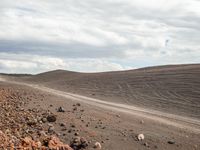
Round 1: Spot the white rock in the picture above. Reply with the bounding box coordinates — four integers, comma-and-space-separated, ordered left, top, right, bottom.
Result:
94, 142, 102, 149
137, 134, 144, 141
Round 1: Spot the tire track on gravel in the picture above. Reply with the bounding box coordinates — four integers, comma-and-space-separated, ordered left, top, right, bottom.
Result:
1, 76, 200, 134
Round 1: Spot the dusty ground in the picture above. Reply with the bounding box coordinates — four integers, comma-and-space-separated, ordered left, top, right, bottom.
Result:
0, 64, 200, 150
0, 81, 199, 149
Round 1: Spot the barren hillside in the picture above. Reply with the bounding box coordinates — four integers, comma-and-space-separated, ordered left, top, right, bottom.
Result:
21, 64, 200, 119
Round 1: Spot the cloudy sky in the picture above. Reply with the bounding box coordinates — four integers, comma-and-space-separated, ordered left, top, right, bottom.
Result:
0, 0, 200, 74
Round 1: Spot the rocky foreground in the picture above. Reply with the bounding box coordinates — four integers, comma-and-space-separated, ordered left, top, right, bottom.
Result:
0, 88, 93, 149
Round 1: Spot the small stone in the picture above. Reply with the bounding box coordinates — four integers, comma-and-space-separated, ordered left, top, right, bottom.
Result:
68, 129, 72, 133
168, 140, 175, 144
36, 141, 42, 147
137, 134, 144, 141
5, 129, 10, 134
73, 107, 77, 111
70, 137, 88, 149
94, 142, 101, 149
80, 137, 88, 148
60, 123, 66, 127
76, 103, 81, 106
58, 107, 65, 112
74, 132, 79, 136
61, 128, 67, 131
70, 137, 81, 148
48, 126, 55, 133
27, 120, 37, 126
48, 123, 54, 127
47, 115, 57, 122
71, 124, 76, 128
57, 133, 61, 136
144, 142, 149, 147
63, 133, 66, 136
41, 117, 47, 123
116, 114, 120, 118
38, 131, 47, 137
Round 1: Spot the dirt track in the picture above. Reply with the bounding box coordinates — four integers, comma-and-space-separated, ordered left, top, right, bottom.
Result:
0, 77, 200, 134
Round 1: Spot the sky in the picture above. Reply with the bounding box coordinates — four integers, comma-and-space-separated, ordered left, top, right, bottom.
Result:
0, 0, 200, 74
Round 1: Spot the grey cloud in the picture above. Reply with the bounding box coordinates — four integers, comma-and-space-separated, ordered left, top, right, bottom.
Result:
0, 40, 130, 58
0, 0, 199, 73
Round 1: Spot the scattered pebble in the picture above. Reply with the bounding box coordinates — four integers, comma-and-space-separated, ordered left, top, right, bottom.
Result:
94, 142, 102, 149
60, 123, 66, 127
41, 117, 47, 123
144, 142, 149, 147
70, 137, 89, 150
57, 107, 65, 112
74, 132, 79, 136
47, 115, 57, 122
168, 140, 175, 144
116, 114, 120, 118
48, 126, 55, 133
76, 103, 81, 107
137, 134, 145, 141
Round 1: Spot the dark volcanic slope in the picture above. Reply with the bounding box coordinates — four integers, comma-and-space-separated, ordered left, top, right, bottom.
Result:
24, 64, 200, 119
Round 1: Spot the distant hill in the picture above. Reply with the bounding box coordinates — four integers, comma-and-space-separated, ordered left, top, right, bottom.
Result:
0, 73, 32, 77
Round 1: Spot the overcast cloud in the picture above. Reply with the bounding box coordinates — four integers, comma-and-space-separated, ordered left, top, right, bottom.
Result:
0, 0, 200, 73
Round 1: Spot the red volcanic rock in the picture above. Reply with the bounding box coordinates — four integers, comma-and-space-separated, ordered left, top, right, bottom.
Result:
0, 131, 9, 148
0, 131, 73, 150
21, 137, 33, 147
49, 136, 73, 150
18, 136, 73, 150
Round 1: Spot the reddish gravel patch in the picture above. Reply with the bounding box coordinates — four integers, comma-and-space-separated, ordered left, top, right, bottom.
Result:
0, 88, 73, 149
